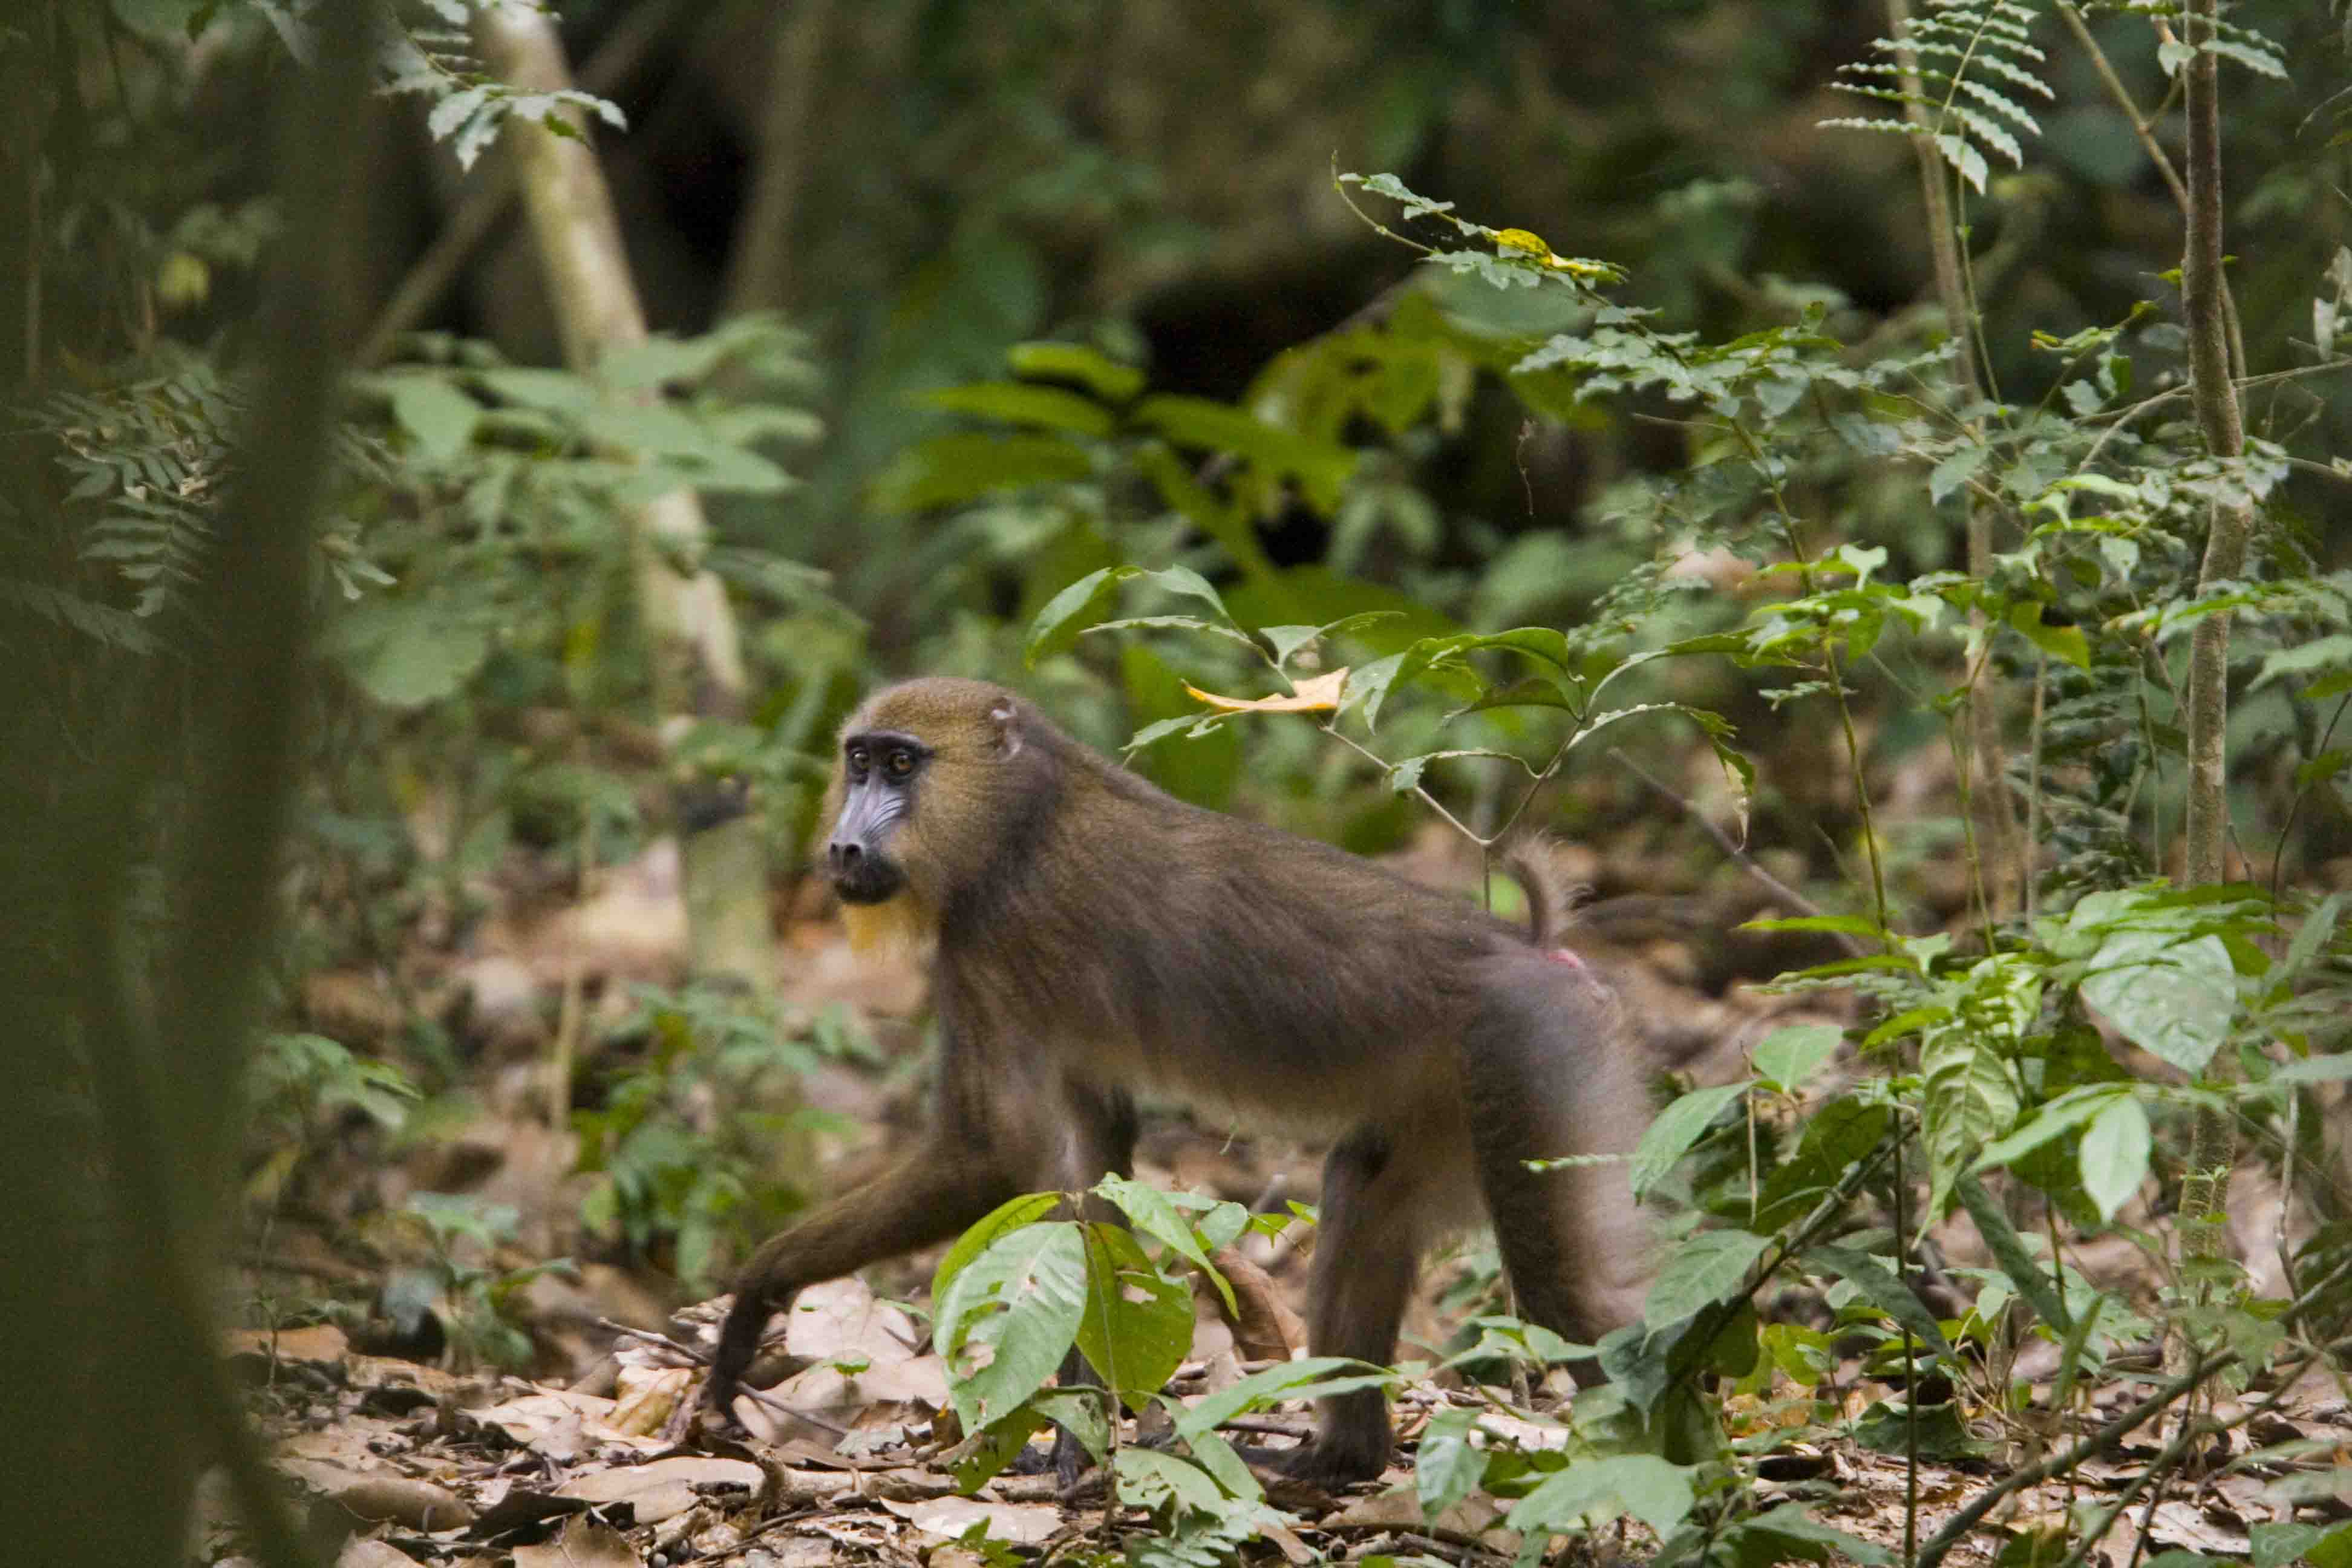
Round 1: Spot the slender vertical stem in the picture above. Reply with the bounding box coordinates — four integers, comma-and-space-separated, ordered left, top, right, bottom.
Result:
2177, 0, 2252, 1290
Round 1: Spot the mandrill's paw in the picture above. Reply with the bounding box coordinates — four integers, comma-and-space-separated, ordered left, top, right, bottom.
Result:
1262, 1433, 1390, 1491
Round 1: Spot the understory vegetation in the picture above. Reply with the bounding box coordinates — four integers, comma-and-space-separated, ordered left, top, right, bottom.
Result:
5, 2, 2352, 1566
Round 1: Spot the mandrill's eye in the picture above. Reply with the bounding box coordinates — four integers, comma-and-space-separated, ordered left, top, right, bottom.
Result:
846, 745, 869, 776
886, 748, 916, 779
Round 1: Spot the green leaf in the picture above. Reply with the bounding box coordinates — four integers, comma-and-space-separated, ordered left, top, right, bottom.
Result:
1752, 1024, 1843, 1094
387, 376, 480, 462
2007, 602, 2091, 671
1171, 1357, 1362, 1443
1928, 445, 1988, 505
1955, 1175, 2071, 1333
1025, 567, 1125, 665
1096, 1174, 1235, 1316
1008, 340, 1146, 403
1131, 394, 1357, 514
919, 381, 1116, 438
1644, 1230, 1772, 1325
1388, 748, 1530, 794
931, 1192, 1063, 1308
1074, 1224, 1195, 1414
335, 611, 492, 709
1807, 1244, 1955, 1362
475, 366, 597, 415
1920, 1030, 2020, 1216
1630, 1082, 1749, 1198
2272, 1053, 2352, 1085
1507, 1454, 1697, 1539
2080, 1097, 2152, 1223
1751, 1100, 1893, 1232
2080, 931, 2236, 1075
2250, 1521, 2352, 1568
1731, 1503, 1895, 1566
1114, 1447, 1227, 1516
869, 433, 1093, 514
935, 1221, 1089, 1432
1415, 1407, 1485, 1523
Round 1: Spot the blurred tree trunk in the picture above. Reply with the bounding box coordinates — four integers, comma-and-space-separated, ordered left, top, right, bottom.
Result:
1, 7, 369, 1565
724, 0, 838, 316
474, 9, 775, 994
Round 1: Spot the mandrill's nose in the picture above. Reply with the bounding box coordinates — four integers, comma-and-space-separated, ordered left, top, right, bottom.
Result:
828, 839, 863, 879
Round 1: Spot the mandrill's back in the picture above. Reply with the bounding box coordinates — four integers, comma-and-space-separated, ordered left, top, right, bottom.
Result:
916, 681, 1563, 1121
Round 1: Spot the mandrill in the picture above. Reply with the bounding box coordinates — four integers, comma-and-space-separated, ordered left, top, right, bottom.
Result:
707, 676, 1651, 1485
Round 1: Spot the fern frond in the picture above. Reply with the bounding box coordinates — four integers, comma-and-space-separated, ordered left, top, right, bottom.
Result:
1824, 0, 2053, 195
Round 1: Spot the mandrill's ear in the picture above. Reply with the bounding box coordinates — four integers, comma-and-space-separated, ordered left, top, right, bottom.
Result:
988, 698, 1023, 759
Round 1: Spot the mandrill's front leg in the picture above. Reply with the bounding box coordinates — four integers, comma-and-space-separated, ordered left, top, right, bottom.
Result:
707, 1146, 1016, 1426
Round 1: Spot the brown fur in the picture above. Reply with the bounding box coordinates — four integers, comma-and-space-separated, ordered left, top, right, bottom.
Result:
710, 678, 1653, 1485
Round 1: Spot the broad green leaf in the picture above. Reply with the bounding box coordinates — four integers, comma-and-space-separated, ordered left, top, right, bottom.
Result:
919, 381, 1116, 438
1730, 1503, 1895, 1566
1008, 340, 1146, 403
2080, 1097, 2152, 1223
1920, 1030, 2020, 1216
335, 612, 492, 709
869, 432, 1093, 514
387, 376, 480, 462
1752, 1024, 1843, 1094
930, 1192, 1063, 1308
1643, 1229, 1771, 1325
1508, 1454, 1697, 1539
1175, 1423, 1263, 1503
2007, 602, 2091, 670
1114, 1447, 1226, 1515
1970, 1087, 2128, 1173
1630, 1082, 1749, 1199
1026, 567, 1124, 665
1928, 444, 1988, 505
1132, 394, 1356, 514
1415, 1407, 1485, 1523
1095, 1174, 1235, 1316
475, 365, 597, 414
2079, 931, 2235, 1075
934, 1221, 1088, 1432
1074, 1224, 1194, 1414
1024, 564, 1233, 666
2272, 1053, 2352, 1084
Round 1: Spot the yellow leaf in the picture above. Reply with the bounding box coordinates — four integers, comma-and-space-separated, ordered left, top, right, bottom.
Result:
1493, 227, 1552, 257
1184, 667, 1350, 713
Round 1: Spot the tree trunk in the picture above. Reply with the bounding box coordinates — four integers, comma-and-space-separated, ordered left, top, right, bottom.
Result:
723, 0, 838, 317
474, 9, 775, 993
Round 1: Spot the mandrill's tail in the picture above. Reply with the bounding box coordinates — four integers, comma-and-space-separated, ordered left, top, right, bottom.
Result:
1501, 841, 1589, 956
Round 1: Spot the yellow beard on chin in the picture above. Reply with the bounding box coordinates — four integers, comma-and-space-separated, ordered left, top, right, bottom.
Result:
840, 892, 933, 956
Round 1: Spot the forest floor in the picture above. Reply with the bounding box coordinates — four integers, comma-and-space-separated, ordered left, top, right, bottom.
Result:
212, 830, 2352, 1567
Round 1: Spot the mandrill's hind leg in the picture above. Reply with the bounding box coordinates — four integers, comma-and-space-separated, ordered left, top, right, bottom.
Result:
1276, 1125, 1438, 1486
1460, 974, 1651, 1370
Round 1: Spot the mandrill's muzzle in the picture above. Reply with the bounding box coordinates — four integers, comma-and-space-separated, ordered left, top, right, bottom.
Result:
828, 838, 904, 904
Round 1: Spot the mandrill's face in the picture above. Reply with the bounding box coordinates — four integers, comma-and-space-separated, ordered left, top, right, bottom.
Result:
823, 726, 927, 904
